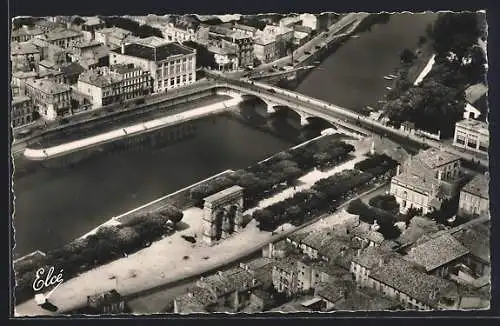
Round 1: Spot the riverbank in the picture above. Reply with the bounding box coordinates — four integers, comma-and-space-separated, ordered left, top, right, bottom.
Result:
15, 136, 378, 316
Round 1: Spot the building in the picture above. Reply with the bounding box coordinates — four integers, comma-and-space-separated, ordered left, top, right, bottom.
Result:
272, 256, 298, 296
390, 148, 461, 214
95, 27, 134, 49
253, 36, 278, 63
458, 174, 489, 218
174, 267, 262, 313
208, 26, 254, 68
78, 65, 151, 109
299, 13, 319, 31
208, 43, 239, 71
11, 71, 38, 94
404, 233, 470, 278
25, 78, 72, 119
352, 248, 460, 310
59, 62, 86, 85
160, 16, 201, 42
239, 257, 276, 289
43, 27, 84, 48
293, 25, 313, 46
80, 17, 106, 41
110, 37, 197, 93
453, 119, 489, 154
11, 95, 35, 128
11, 41, 41, 72
86, 290, 126, 314
464, 82, 488, 121
11, 26, 45, 43
349, 221, 385, 248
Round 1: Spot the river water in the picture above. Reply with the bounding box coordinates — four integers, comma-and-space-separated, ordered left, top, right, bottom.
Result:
12, 13, 436, 258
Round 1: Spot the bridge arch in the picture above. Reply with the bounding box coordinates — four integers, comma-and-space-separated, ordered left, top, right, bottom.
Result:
305, 116, 338, 130
270, 105, 314, 126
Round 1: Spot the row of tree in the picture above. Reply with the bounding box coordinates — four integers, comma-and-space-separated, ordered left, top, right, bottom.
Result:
15, 205, 183, 304
354, 154, 398, 177
189, 138, 355, 209
253, 169, 376, 231
100, 16, 163, 38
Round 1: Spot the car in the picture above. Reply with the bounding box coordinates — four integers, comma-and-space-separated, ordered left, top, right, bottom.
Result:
279, 67, 286, 71
304, 51, 311, 55
272, 64, 278, 69
268, 88, 276, 93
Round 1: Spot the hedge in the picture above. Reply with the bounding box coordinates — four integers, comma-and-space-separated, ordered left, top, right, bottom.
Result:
15, 205, 183, 304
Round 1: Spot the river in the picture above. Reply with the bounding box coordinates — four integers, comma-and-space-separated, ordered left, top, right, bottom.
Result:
12, 13, 436, 262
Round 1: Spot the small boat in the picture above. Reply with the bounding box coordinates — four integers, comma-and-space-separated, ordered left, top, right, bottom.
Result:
366, 106, 375, 111
351, 35, 360, 38
388, 74, 397, 78
385, 86, 392, 91
383, 75, 394, 80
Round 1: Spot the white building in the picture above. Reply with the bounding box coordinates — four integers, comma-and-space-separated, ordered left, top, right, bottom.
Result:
109, 37, 196, 93
453, 119, 489, 154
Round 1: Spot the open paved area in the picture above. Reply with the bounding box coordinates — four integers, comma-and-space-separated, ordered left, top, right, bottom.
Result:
15, 136, 377, 316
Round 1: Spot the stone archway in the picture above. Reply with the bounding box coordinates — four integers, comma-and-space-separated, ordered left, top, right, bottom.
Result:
201, 185, 244, 245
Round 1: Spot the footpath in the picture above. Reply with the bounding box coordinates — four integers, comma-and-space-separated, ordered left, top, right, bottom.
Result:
15, 137, 374, 316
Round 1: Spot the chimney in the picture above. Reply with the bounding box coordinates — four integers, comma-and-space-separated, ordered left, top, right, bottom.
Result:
252, 278, 257, 286
217, 271, 223, 277
378, 257, 384, 267
357, 249, 361, 257
121, 43, 125, 54
188, 292, 193, 298
438, 170, 443, 181
396, 164, 400, 176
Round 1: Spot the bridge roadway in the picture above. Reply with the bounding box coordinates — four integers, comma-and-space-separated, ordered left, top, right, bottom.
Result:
208, 74, 489, 167
23, 75, 489, 167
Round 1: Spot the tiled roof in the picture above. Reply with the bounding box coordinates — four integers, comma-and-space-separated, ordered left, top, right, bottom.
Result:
462, 174, 489, 200
25, 78, 70, 94
199, 267, 259, 297
452, 224, 490, 263
333, 288, 399, 311
465, 83, 488, 105
370, 256, 457, 307
117, 41, 194, 62
392, 171, 437, 195
293, 25, 313, 33
12, 95, 31, 105
287, 231, 309, 243
413, 148, 460, 169
404, 233, 470, 272
317, 237, 352, 261
79, 69, 122, 87
350, 222, 385, 244
83, 17, 104, 26
351, 246, 393, 269
243, 257, 274, 271
60, 62, 86, 77
97, 27, 132, 39
316, 281, 349, 303
11, 42, 40, 55
45, 28, 82, 42
87, 289, 122, 308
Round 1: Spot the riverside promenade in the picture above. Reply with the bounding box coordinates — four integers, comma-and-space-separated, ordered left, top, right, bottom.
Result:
23, 95, 243, 161
15, 136, 383, 316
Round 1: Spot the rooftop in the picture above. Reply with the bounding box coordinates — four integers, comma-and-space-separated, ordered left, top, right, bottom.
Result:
352, 246, 393, 269
370, 256, 457, 307
83, 17, 104, 26
452, 222, 490, 263
97, 27, 132, 39
59, 62, 86, 77
242, 257, 274, 271
11, 41, 40, 55
110, 63, 143, 74
288, 232, 309, 243
25, 78, 71, 94
315, 280, 353, 303
45, 28, 82, 42
203, 185, 244, 204
78, 69, 123, 87
404, 233, 470, 272
12, 71, 38, 79
12, 95, 31, 105
462, 173, 489, 199
392, 171, 437, 195
293, 25, 313, 34
413, 148, 461, 169
255, 36, 276, 46
350, 222, 385, 245
333, 288, 400, 311
456, 118, 489, 134
465, 83, 488, 105
198, 267, 259, 298
87, 289, 122, 308
117, 41, 194, 62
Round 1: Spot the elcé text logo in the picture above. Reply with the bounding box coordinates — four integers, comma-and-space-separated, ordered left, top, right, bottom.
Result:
32, 266, 64, 304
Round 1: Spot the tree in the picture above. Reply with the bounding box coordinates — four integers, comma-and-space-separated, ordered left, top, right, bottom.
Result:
71, 16, 86, 26
428, 12, 481, 63
161, 205, 184, 224
400, 48, 417, 65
